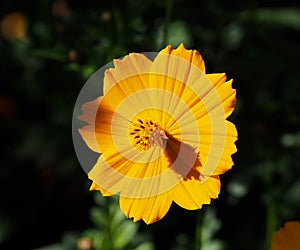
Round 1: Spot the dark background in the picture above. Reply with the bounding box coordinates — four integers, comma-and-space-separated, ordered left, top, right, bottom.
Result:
1, 0, 300, 249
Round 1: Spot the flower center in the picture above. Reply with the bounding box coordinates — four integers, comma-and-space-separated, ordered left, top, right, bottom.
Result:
129, 119, 168, 151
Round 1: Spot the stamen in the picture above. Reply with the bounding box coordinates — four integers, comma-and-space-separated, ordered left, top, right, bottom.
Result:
129, 119, 168, 151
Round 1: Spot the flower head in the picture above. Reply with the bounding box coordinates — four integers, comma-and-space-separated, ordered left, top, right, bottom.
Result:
77, 44, 237, 224
1, 12, 27, 40
270, 221, 300, 250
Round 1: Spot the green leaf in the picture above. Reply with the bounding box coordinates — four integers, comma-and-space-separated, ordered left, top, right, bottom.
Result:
112, 220, 139, 249
156, 20, 192, 49
132, 242, 155, 250
111, 208, 127, 231
202, 208, 221, 243
90, 207, 108, 228
202, 240, 224, 250
82, 65, 97, 80
93, 193, 107, 207
247, 8, 300, 30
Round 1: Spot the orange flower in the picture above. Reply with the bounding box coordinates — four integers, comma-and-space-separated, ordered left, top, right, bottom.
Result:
0, 12, 27, 40
78, 44, 237, 224
52, 0, 70, 18
270, 221, 300, 250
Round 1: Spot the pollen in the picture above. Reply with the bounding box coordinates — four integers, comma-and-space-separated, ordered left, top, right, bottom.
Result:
129, 119, 168, 151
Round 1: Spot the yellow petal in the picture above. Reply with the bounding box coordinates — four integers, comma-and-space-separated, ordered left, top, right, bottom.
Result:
86, 96, 129, 155
119, 192, 172, 224
89, 181, 113, 196
104, 73, 202, 145
147, 44, 208, 128
159, 43, 205, 73
164, 133, 203, 180
270, 221, 300, 250
88, 147, 182, 198
78, 97, 102, 124
78, 124, 101, 153
103, 52, 152, 99
200, 120, 237, 176
149, 44, 206, 105
213, 121, 237, 174
78, 97, 103, 153
170, 176, 220, 210
206, 73, 236, 118
78, 96, 121, 154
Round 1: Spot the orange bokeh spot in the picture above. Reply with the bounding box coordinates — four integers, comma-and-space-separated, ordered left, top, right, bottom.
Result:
1, 12, 27, 40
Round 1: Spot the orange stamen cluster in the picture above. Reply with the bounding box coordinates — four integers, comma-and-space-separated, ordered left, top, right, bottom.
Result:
130, 119, 167, 151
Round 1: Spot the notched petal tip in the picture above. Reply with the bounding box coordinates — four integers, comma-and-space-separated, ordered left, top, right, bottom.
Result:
104, 52, 152, 95
78, 126, 101, 153
78, 97, 103, 124
89, 181, 113, 196
89, 181, 99, 191
77, 97, 105, 154
160, 44, 173, 54
205, 74, 237, 118
161, 43, 206, 73
171, 175, 220, 210
119, 194, 172, 224
178, 42, 186, 48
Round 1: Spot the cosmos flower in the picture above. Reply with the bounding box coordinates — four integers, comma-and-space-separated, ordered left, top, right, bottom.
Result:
270, 221, 300, 250
0, 12, 27, 40
78, 44, 237, 224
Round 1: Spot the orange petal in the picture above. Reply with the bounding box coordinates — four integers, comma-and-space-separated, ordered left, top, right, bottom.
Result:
104, 52, 152, 97
78, 95, 133, 156
159, 43, 205, 74
164, 133, 203, 179
213, 121, 237, 175
119, 192, 172, 224
174, 97, 236, 177
88, 147, 182, 198
78, 125, 100, 153
170, 176, 220, 210
182, 73, 235, 123
149, 44, 206, 104
199, 120, 237, 176
90, 181, 113, 196
148, 44, 207, 127
206, 73, 236, 118
78, 97, 102, 124
270, 221, 300, 250
78, 97, 103, 153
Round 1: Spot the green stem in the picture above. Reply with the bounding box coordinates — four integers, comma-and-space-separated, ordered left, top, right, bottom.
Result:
195, 211, 203, 250
107, 197, 118, 250
264, 198, 277, 250
163, 0, 173, 45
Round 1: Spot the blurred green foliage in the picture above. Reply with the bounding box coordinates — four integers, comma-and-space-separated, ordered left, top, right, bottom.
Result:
1, 0, 300, 250
34, 194, 154, 250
